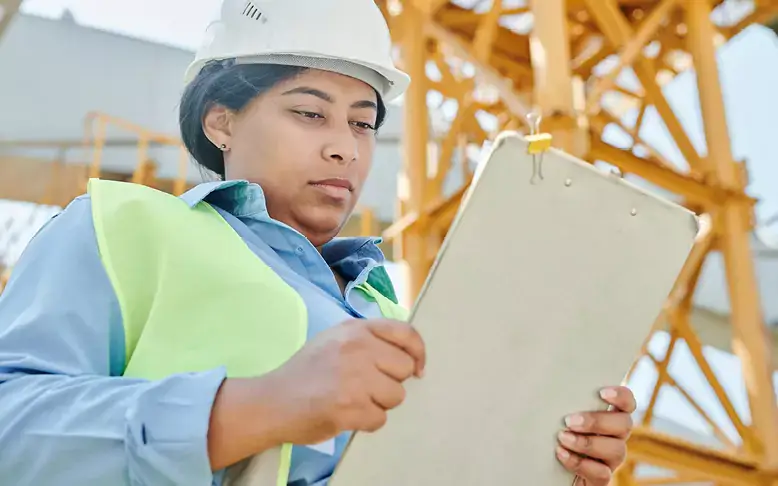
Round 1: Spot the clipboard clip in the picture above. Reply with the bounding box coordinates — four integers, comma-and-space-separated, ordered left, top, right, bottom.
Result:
525, 112, 553, 185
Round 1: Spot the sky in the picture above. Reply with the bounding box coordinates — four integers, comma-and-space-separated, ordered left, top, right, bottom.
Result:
20, 0, 221, 51
9, 0, 778, 449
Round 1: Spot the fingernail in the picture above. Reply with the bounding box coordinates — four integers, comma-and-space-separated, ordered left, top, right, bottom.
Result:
600, 388, 617, 400
556, 446, 570, 460
558, 431, 576, 447
565, 414, 584, 428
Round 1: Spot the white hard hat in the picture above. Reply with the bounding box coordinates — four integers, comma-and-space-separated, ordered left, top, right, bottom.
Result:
184, 0, 410, 102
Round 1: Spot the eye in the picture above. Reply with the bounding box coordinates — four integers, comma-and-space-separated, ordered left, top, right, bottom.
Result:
294, 110, 324, 119
351, 121, 376, 132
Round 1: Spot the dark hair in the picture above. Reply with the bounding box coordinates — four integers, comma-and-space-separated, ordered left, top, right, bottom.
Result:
179, 60, 388, 180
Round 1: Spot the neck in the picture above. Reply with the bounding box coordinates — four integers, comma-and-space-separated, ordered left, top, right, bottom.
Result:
285, 222, 338, 249
262, 204, 340, 247
332, 268, 348, 295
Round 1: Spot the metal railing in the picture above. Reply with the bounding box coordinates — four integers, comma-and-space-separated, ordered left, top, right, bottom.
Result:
82, 111, 191, 195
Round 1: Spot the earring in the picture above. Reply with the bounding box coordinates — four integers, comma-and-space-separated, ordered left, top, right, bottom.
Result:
219, 143, 229, 152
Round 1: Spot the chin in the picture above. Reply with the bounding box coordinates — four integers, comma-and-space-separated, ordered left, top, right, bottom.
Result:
299, 209, 350, 243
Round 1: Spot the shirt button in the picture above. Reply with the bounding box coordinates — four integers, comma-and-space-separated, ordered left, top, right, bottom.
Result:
295, 246, 304, 254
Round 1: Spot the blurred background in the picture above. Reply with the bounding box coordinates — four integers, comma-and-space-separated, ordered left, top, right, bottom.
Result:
1, 1, 777, 484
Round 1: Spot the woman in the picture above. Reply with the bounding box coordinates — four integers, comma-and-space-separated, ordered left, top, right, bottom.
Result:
0, 1, 636, 485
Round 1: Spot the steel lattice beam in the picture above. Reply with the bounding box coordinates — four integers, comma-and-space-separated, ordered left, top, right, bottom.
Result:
382, 0, 778, 484
628, 427, 769, 486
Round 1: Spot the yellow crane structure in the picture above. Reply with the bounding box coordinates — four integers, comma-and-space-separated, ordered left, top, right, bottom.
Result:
381, 1, 778, 485
1, 1, 778, 484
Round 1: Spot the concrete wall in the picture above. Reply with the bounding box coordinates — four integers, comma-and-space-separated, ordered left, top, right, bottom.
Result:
0, 14, 189, 142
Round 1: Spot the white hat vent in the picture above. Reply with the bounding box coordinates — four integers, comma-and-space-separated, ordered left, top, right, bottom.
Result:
241, 1, 264, 21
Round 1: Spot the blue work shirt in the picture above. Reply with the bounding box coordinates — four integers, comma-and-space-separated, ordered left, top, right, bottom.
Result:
0, 180, 390, 486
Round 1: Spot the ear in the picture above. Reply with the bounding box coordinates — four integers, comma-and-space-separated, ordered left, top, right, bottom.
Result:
202, 104, 234, 149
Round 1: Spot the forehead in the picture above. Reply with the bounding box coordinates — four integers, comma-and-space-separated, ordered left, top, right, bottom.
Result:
273, 68, 377, 102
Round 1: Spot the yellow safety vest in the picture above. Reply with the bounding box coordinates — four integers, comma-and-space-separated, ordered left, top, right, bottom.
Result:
88, 178, 408, 486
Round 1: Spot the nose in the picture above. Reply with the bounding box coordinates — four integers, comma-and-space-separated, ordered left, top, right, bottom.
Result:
322, 127, 359, 165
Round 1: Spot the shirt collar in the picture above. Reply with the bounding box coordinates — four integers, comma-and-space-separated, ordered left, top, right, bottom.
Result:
322, 236, 385, 267
179, 179, 244, 208
179, 180, 385, 266
179, 179, 269, 217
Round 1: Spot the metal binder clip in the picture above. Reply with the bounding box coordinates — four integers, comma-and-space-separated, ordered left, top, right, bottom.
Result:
525, 112, 553, 184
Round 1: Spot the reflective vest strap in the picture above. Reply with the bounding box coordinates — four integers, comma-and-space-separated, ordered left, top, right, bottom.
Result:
356, 282, 410, 321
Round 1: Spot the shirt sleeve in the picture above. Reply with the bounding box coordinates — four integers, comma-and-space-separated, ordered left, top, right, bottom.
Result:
0, 195, 227, 486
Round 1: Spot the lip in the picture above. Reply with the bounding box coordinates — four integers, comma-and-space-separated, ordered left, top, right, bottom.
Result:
309, 178, 354, 192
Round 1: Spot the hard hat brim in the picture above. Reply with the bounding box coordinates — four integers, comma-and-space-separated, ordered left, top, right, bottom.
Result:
183, 53, 410, 102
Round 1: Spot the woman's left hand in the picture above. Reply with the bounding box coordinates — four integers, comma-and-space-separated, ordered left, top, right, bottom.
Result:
556, 386, 637, 486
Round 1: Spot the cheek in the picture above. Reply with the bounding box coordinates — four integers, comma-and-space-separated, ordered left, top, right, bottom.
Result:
279, 135, 322, 183
354, 142, 375, 186
234, 116, 314, 185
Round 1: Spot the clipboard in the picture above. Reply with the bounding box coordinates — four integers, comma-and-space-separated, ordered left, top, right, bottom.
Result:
328, 131, 698, 485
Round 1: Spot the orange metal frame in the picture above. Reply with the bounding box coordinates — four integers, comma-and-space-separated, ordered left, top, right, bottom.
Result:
82, 111, 191, 195
382, 1, 778, 484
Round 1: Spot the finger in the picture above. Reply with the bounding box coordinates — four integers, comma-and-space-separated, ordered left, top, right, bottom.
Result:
565, 411, 633, 438
556, 447, 612, 486
599, 386, 637, 413
366, 320, 426, 377
369, 371, 407, 410
373, 340, 416, 381
347, 403, 388, 433
558, 431, 626, 469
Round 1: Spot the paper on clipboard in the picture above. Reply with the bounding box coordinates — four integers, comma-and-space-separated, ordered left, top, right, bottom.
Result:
329, 132, 698, 486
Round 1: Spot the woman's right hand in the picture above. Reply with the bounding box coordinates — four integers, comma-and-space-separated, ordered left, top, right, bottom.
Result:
257, 318, 426, 447
207, 318, 425, 470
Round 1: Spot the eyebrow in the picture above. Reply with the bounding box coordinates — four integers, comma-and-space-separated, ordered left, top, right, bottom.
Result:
282, 86, 377, 110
